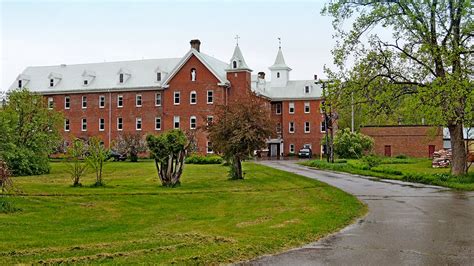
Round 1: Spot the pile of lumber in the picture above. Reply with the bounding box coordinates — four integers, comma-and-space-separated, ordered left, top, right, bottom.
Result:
432, 149, 452, 168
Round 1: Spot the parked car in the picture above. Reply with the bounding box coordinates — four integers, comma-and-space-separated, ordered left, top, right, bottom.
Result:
298, 148, 312, 158
109, 150, 127, 161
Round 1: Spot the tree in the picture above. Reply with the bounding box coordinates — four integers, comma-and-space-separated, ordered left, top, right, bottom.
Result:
146, 130, 190, 187
64, 138, 88, 187
207, 94, 274, 180
332, 128, 374, 159
323, 0, 473, 175
113, 132, 147, 162
85, 137, 109, 186
0, 88, 62, 176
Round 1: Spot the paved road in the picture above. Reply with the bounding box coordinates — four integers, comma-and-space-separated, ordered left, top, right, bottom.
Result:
249, 160, 474, 265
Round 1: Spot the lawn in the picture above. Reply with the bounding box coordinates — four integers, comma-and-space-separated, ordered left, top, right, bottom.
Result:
0, 161, 365, 264
301, 158, 474, 190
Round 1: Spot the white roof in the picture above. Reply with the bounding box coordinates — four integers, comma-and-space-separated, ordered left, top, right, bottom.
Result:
251, 76, 323, 100
269, 47, 291, 71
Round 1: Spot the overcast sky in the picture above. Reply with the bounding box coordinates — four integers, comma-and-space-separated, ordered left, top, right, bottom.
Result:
1, 0, 336, 92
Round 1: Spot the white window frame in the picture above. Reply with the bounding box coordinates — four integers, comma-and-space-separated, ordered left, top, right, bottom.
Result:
64, 119, 70, 132
174, 91, 180, 105
82, 96, 87, 109
276, 103, 282, 115
50, 79, 54, 87
289, 122, 295, 133
190, 91, 197, 104
207, 115, 214, 126
48, 97, 54, 109
136, 94, 142, 107
207, 90, 214, 104
304, 121, 310, 133
289, 102, 295, 114
117, 117, 123, 131
289, 144, 295, 153
64, 96, 70, 110
81, 118, 87, 132
156, 72, 162, 82
117, 95, 123, 108
173, 116, 180, 129
99, 95, 105, 109
207, 141, 214, 154
304, 102, 310, 113
155, 92, 161, 106
321, 120, 327, 133
190, 116, 197, 129
155, 117, 161, 131
99, 118, 105, 131
136, 117, 142, 131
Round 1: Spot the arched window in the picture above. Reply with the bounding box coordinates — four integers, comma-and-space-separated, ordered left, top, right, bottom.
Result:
277, 72, 280, 78
232, 61, 237, 69
190, 91, 197, 104
190, 68, 196, 81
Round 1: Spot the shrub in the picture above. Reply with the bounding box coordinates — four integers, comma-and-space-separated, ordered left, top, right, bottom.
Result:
332, 128, 374, 159
347, 160, 370, 170
0, 198, 21, 213
395, 154, 408, 159
334, 159, 347, 164
361, 155, 382, 168
185, 154, 223, 164
371, 166, 403, 176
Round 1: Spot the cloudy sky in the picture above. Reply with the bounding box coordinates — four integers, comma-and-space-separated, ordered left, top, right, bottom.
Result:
1, 0, 336, 91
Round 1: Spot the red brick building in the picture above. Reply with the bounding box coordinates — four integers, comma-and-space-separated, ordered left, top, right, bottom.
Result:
9, 39, 326, 157
361, 126, 444, 158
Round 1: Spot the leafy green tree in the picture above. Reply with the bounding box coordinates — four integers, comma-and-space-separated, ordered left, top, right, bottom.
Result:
86, 137, 109, 186
323, 0, 473, 175
0, 88, 62, 175
207, 94, 274, 179
332, 128, 374, 159
146, 130, 190, 187
64, 138, 88, 187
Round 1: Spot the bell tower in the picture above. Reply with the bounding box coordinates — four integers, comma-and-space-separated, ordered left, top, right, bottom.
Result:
269, 38, 291, 87
226, 36, 252, 100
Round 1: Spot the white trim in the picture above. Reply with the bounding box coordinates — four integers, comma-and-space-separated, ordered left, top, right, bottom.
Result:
190, 115, 197, 129
47, 97, 54, 109
206, 141, 214, 154
155, 117, 161, 131
304, 102, 310, 114
99, 95, 105, 109
99, 118, 105, 131
136, 94, 142, 107
288, 102, 295, 114
190, 91, 197, 104
64, 118, 70, 132
155, 92, 162, 106
117, 117, 123, 131
117, 95, 123, 108
275, 103, 282, 115
304, 121, 310, 133
81, 118, 87, 132
173, 116, 180, 129
289, 121, 295, 133
320, 120, 326, 133
289, 144, 295, 153
64, 96, 70, 110
207, 90, 214, 104
174, 91, 180, 105
136, 117, 142, 131
81, 96, 87, 109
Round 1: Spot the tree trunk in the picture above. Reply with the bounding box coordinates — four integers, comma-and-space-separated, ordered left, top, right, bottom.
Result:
448, 123, 467, 176
233, 157, 243, 179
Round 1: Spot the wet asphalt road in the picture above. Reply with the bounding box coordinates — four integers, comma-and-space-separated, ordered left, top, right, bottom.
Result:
249, 160, 474, 266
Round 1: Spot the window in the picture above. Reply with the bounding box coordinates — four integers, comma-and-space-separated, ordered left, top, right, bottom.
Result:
155, 117, 161, 130
50, 79, 54, 87
276, 103, 282, 114
136, 117, 142, 131
321, 120, 327, 132
119, 73, 124, 83
117, 95, 123, 108
304, 122, 310, 133
289, 122, 295, 133
190, 68, 196, 81
207, 141, 213, 154
289, 102, 295, 114
157, 72, 162, 81
304, 102, 310, 113
81, 118, 87, 131
277, 72, 280, 78
99, 118, 105, 131
48, 97, 54, 109
18, 80, 22, 88
276, 123, 281, 133
190, 91, 197, 104
155, 92, 162, 106
173, 116, 180, 129
305, 86, 310, 94
64, 96, 70, 109
82, 96, 87, 109
207, 116, 214, 126
64, 119, 70, 132
207, 90, 213, 104
320, 101, 325, 113
232, 61, 237, 69
289, 144, 295, 153
174, 91, 180, 105
99, 95, 105, 108
83, 80, 88, 86
190, 116, 197, 129
136, 94, 142, 107
117, 117, 123, 131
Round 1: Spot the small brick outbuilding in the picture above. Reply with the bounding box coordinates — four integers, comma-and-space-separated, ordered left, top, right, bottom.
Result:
360, 125, 443, 158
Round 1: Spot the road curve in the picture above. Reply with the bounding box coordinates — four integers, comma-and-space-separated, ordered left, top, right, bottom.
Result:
248, 160, 474, 265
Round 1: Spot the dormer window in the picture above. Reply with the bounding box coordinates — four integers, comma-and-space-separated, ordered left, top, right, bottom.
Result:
83, 80, 88, 85
50, 79, 54, 87
191, 68, 196, 81
119, 73, 124, 83
18, 80, 22, 88
305, 85, 310, 94
82, 70, 96, 86
232, 61, 237, 69
277, 72, 280, 78
157, 72, 161, 81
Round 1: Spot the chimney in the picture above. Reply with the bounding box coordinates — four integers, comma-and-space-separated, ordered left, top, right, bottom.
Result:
190, 39, 201, 52
258, 72, 266, 79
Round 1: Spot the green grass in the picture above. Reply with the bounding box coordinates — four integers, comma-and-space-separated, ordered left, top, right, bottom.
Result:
302, 158, 474, 190
0, 161, 365, 264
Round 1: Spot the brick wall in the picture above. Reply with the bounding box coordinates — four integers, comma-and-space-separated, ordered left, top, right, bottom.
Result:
360, 126, 443, 158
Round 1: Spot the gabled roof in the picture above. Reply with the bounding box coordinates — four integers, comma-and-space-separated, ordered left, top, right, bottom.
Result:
251, 75, 323, 100
162, 49, 229, 86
